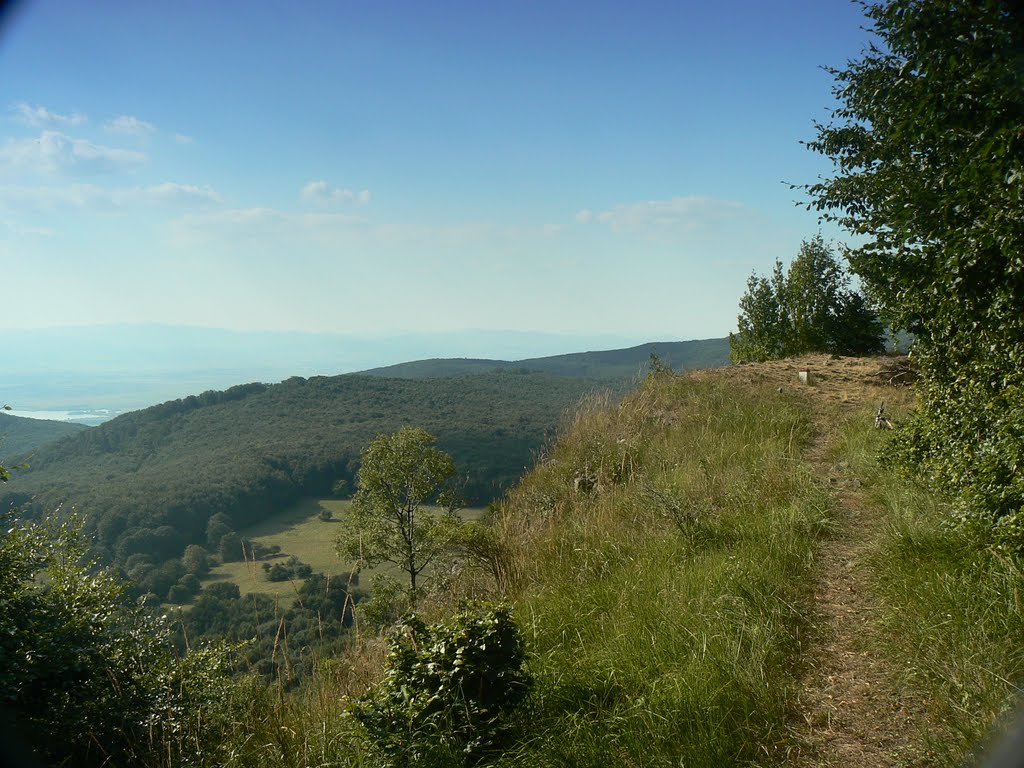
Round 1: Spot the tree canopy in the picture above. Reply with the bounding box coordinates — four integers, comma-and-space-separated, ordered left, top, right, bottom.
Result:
729, 235, 884, 362
805, 0, 1024, 546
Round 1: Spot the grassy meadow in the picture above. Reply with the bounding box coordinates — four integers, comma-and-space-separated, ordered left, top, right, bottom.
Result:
197, 499, 484, 605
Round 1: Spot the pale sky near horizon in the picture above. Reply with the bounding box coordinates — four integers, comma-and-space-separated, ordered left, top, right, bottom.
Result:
0, 0, 871, 341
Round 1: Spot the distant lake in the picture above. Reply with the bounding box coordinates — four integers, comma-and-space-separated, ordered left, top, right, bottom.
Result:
7, 408, 118, 426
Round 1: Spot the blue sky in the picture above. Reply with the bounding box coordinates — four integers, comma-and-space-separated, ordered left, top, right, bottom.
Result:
0, 0, 870, 342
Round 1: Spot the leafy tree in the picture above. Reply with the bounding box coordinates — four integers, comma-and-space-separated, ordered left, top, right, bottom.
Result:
206, 512, 233, 547
218, 531, 244, 562
729, 235, 884, 362
730, 260, 789, 362
804, 0, 1024, 546
336, 426, 462, 604
183, 542, 212, 575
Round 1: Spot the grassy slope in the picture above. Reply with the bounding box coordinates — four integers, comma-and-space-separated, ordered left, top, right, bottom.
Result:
0, 412, 87, 462
834, 408, 1024, 765
359, 338, 730, 380
140, 358, 1022, 767
486, 373, 831, 766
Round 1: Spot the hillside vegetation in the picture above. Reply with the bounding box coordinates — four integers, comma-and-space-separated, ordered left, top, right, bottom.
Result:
0, 411, 87, 462
115, 355, 1017, 768
0, 371, 603, 577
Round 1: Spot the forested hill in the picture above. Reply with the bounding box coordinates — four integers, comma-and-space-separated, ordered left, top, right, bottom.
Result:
0, 412, 87, 462
359, 337, 730, 380
0, 371, 604, 567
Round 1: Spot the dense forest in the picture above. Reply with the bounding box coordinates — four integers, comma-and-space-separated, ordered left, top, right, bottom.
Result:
0, 371, 612, 599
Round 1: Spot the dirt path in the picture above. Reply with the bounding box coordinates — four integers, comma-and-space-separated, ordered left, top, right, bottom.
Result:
794, 418, 926, 767
700, 355, 926, 765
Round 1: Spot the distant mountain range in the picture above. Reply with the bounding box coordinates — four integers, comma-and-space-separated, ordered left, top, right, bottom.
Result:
360, 338, 729, 380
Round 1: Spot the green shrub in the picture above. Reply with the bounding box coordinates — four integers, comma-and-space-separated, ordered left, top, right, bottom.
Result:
351, 602, 533, 767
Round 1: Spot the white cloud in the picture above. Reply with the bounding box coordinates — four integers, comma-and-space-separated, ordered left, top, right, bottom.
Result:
174, 133, 194, 145
0, 131, 146, 176
576, 196, 744, 233
105, 115, 156, 136
12, 102, 86, 128
301, 179, 371, 206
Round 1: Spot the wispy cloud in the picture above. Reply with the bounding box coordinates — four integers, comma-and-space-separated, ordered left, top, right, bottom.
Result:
300, 179, 371, 206
121, 182, 220, 206
0, 182, 221, 210
575, 196, 744, 233
174, 133, 194, 145
105, 115, 156, 136
11, 102, 87, 129
0, 183, 107, 209
0, 131, 146, 176
3, 219, 55, 238
173, 206, 366, 239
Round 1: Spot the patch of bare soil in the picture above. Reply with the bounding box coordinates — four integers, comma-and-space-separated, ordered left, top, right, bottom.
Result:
700, 355, 931, 766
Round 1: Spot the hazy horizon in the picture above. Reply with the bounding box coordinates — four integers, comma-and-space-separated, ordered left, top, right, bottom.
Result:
1, 322, 717, 418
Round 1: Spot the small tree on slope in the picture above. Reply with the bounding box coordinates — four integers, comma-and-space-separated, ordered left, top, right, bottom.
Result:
336, 426, 462, 606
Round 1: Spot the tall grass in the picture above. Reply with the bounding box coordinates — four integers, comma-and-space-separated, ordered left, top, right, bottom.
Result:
832, 410, 1024, 765
487, 373, 833, 766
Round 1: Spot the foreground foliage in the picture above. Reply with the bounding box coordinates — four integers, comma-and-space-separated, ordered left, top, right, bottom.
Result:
352, 604, 532, 767
0, 512, 238, 767
806, 0, 1024, 547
